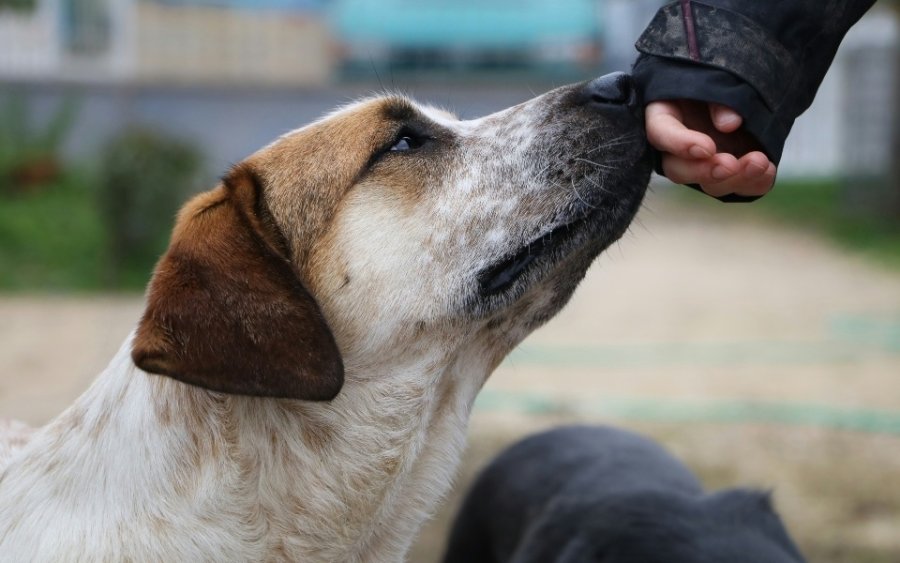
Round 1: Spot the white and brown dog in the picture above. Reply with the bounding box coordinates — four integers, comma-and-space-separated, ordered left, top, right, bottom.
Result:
0, 74, 650, 561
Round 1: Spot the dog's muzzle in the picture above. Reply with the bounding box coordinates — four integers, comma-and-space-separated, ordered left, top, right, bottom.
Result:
476, 73, 651, 301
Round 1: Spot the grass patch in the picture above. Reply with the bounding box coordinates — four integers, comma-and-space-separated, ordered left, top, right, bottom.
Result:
0, 171, 166, 292
0, 174, 109, 291
760, 179, 900, 269
680, 178, 900, 269
0, 126, 202, 292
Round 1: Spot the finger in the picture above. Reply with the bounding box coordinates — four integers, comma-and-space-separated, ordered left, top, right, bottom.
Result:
709, 104, 743, 133
660, 153, 739, 186
737, 151, 772, 176
699, 154, 744, 197
735, 155, 777, 196
646, 102, 716, 159
700, 158, 776, 198
710, 152, 741, 180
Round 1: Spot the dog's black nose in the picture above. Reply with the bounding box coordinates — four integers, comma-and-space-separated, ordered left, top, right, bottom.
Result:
581, 72, 639, 112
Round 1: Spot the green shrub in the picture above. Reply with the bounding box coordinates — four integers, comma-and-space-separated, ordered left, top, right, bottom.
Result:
0, 94, 77, 195
758, 179, 900, 268
97, 128, 203, 286
0, 0, 37, 11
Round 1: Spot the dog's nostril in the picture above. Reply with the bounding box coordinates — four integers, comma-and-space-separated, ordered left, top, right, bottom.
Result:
582, 72, 637, 108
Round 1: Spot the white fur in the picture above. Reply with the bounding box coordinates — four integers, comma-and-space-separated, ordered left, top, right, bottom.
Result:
0, 334, 487, 562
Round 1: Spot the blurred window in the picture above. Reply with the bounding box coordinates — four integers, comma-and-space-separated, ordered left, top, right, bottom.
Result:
63, 0, 111, 55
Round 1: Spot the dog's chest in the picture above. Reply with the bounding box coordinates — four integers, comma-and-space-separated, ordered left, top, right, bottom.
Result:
261, 377, 471, 561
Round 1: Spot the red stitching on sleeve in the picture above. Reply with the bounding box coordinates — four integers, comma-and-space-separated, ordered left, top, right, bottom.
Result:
680, 0, 701, 61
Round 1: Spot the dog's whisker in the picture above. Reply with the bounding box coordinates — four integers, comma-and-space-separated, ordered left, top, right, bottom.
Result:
574, 157, 617, 171
585, 133, 640, 151
569, 177, 599, 209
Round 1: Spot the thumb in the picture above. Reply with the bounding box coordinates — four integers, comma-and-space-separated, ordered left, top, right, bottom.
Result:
709, 104, 743, 133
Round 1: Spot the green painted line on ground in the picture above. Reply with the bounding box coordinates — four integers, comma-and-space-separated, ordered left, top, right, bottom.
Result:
474, 390, 900, 435
502, 340, 873, 369
830, 314, 900, 353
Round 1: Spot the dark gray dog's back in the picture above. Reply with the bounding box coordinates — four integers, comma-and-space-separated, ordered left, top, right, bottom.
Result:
442, 425, 805, 563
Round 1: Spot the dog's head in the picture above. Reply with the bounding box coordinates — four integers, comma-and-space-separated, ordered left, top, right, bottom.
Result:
132, 74, 651, 400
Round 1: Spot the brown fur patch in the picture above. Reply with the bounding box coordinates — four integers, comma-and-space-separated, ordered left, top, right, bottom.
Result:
132, 165, 344, 401
244, 96, 457, 275
246, 98, 412, 270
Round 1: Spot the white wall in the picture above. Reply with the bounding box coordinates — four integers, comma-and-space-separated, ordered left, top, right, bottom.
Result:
782, 10, 898, 178
0, 0, 61, 78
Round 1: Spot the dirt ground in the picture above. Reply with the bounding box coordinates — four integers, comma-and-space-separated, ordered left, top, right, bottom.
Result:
2, 192, 900, 561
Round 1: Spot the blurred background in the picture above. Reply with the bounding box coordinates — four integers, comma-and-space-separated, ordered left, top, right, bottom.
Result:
1, 1, 899, 561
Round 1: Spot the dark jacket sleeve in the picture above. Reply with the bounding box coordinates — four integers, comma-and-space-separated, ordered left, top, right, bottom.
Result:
632, 0, 875, 167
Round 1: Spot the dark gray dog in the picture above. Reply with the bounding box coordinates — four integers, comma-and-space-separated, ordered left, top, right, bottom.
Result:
442, 425, 806, 563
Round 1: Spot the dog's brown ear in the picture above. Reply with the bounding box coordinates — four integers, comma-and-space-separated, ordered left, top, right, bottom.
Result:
132, 164, 343, 400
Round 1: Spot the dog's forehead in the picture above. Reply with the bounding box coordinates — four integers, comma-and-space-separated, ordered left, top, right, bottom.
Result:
245, 95, 462, 266
270, 96, 410, 148
250, 95, 426, 186
264, 93, 522, 162
325, 95, 457, 123
417, 104, 461, 127
321, 95, 495, 136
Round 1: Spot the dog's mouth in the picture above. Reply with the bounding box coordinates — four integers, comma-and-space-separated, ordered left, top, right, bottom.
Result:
478, 213, 592, 296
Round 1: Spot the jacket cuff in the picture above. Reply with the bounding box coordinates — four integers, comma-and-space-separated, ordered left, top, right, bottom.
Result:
633, 54, 793, 165
635, 1, 797, 112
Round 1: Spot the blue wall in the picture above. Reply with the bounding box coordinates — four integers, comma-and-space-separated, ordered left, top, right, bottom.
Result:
331, 0, 600, 49
153, 0, 327, 11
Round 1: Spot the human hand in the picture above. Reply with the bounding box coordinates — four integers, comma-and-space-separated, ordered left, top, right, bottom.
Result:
645, 100, 776, 199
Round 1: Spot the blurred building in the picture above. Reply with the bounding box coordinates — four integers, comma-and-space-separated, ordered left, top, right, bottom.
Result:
602, 0, 662, 71
0, 0, 334, 86
2, 0, 896, 185
1, 0, 654, 84
331, 0, 604, 76
784, 7, 898, 180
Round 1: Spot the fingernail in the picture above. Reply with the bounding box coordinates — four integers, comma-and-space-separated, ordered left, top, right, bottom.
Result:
744, 162, 767, 177
714, 113, 741, 128
689, 145, 712, 159
711, 165, 732, 180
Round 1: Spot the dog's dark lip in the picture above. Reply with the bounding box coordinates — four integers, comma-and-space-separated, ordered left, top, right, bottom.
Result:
478, 213, 593, 296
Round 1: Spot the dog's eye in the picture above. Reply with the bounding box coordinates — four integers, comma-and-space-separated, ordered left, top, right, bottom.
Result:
390, 137, 415, 152
389, 129, 426, 152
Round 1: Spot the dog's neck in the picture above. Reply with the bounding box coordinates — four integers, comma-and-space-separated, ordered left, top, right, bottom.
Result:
0, 333, 489, 562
